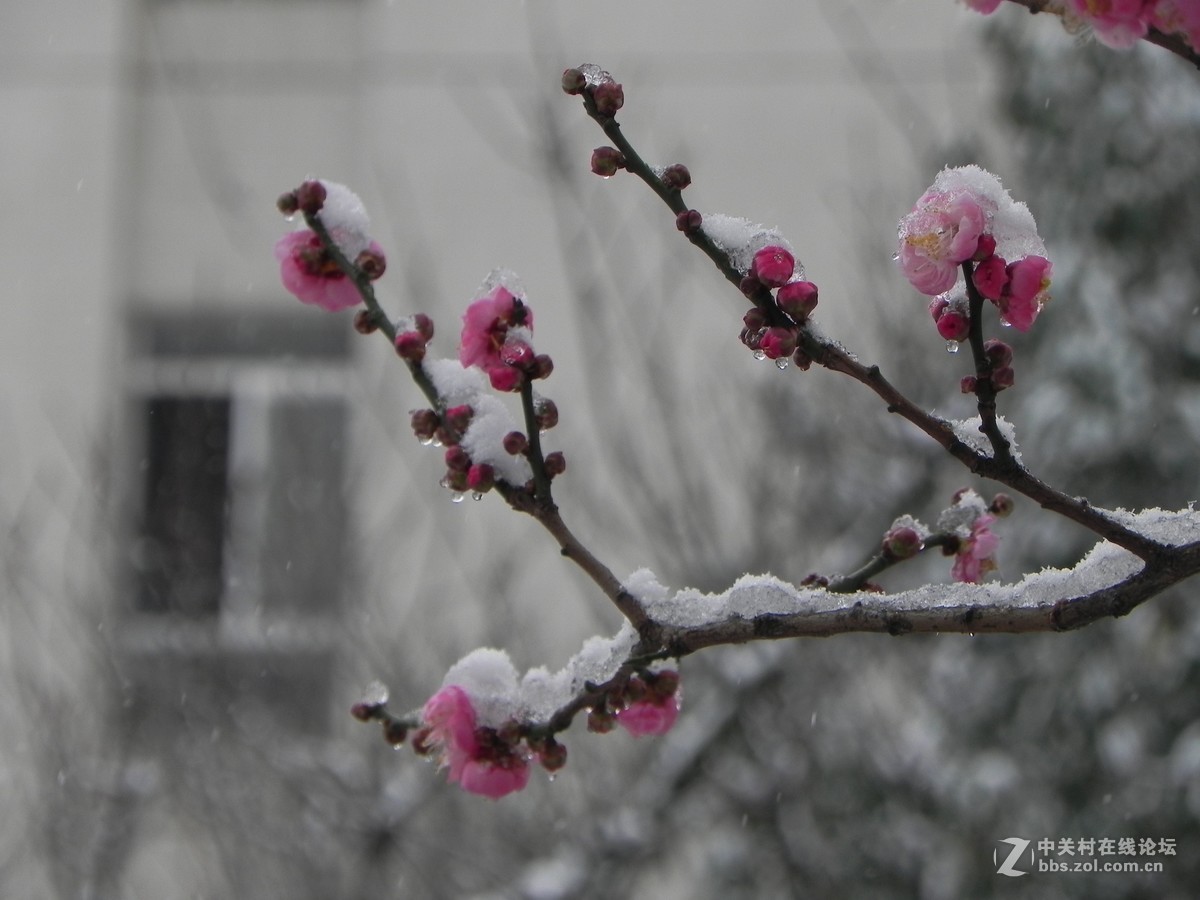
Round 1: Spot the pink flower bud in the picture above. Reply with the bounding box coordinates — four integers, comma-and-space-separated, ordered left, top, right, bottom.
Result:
776, 280, 819, 322
503, 431, 528, 455
675, 209, 703, 233
992, 365, 1015, 390
592, 81, 625, 116
381, 719, 408, 747
534, 397, 559, 431
350, 702, 381, 722
544, 451, 566, 478
591, 146, 626, 177
960, 375, 978, 394
445, 446, 471, 472
929, 297, 950, 322
488, 366, 525, 392
467, 463, 495, 493
443, 404, 474, 433
587, 707, 616, 734
276, 191, 300, 216
410, 409, 439, 441
355, 246, 387, 280
751, 245, 795, 289
561, 67, 587, 95
792, 346, 813, 371
532, 354, 555, 380
972, 232, 997, 262
500, 340, 536, 370
882, 525, 923, 560
538, 739, 568, 772
743, 307, 768, 331
413, 313, 435, 342
971, 254, 1008, 301
394, 330, 427, 362
759, 326, 798, 360
740, 275, 763, 298
353, 310, 379, 334
661, 164, 691, 190
983, 339, 1013, 368
989, 493, 1014, 517
296, 179, 327, 216
935, 310, 970, 342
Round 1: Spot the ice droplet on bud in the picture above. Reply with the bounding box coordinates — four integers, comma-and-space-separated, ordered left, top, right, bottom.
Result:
419, 437, 434, 446
945, 341, 961, 354
775, 358, 790, 370
753, 350, 767, 361
471, 491, 484, 502
1000, 317, 1013, 328
361, 680, 389, 706
451, 492, 465, 504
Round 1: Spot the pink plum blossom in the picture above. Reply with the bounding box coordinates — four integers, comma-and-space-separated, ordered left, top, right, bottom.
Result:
615, 674, 681, 737
951, 514, 1000, 584
1152, 1, 1200, 52
421, 685, 530, 799
1066, 0, 1155, 48
459, 286, 534, 391
751, 245, 796, 288
1000, 255, 1052, 332
898, 189, 989, 296
274, 230, 383, 312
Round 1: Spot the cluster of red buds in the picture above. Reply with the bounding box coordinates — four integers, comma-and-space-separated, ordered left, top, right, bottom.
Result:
960, 339, 1016, 394
409, 404, 496, 495
586, 669, 681, 737
738, 245, 820, 369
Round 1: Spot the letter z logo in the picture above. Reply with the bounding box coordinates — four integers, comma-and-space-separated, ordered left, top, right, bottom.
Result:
994, 837, 1031, 877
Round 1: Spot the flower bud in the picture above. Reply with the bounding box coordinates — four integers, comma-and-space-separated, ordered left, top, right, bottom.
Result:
442, 468, 469, 493
500, 340, 536, 370
983, 339, 1013, 368
443, 404, 474, 434
353, 309, 379, 334
488, 366, 525, 392
539, 739, 568, 772
561, 67, 587, 95
648, 669, 680, 698
661, 164, 691, 190
394, 330, 426, 362
792, 346, 813, 371
972, 254, 1008, 301
532, 354, 555, 380
675, 209, 703, 234
587, 707, 616, 734
960, 375, 978, 394
751, 246, 795, 289
989, 493, 1014, 517
296, 179, 327, 216
355, 247, 387, 280
413, 313, 435, 342
972, 233, 997, 262
591, 146, 626, 177
592, 81, 624, 117
740, 327, 765, 351
503, 431, 528, 455
382, 719, 408, 747
544, 451, 567, 478
740, 275, 763, 298
467, 463, 495, 493
350, 702, 381, 722
992, 365, 1015, 390
410, 409, 439, 441
743, 307, 768, 332
445, 445, 471, 472
935, 310, 970, 342
882, 525, 923, 560
759, 326, 798, 360
276, 191, 300, 216
535, 397, 559, 431
776, 280, 819, 322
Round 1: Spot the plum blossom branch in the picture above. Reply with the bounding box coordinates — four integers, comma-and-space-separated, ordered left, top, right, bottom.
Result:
566, 70, 1167, 563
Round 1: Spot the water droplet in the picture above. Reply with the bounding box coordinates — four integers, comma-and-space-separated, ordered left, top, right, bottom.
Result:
775, 358, 789, 370
945, 341, 961, 354
891, 251, 900, 261
471, 491, 484, 502
1000, 317, 1012, 328
451, 492, 465, 504
753, 350, 767, 361
419, 437, 434, 446
546, 773, 556, 783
